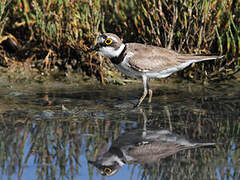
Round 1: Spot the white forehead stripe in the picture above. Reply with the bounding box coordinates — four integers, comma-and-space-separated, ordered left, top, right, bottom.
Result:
98, 36, 105, 43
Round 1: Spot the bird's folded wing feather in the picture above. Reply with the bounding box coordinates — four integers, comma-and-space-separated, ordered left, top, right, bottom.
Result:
127, 43, 221, 72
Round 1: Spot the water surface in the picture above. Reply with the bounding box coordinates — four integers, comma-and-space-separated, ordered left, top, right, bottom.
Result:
0, 80, 240, 180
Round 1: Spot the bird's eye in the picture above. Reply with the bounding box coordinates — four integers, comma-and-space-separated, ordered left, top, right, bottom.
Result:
105, 38, 112, 45
103, 167, 112, 175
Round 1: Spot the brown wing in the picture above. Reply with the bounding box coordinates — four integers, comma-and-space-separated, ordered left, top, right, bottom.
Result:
127, 141, 215, 164
126, 43, 221, 71
127, 142, 188, 163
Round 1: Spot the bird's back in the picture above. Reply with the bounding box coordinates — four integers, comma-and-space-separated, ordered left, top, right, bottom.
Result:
125, 43, 222, 72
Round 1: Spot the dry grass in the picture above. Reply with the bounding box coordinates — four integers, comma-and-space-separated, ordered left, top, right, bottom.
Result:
0, 0, 239, 83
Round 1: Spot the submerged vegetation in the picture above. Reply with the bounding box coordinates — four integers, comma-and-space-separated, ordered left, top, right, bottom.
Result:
0, 0, 239, 83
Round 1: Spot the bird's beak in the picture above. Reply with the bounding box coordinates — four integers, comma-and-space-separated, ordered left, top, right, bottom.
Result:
88, 43, 100, 53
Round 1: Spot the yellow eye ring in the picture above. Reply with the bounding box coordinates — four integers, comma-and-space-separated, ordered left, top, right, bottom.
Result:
105, 38, 112, 45
104, 167, 112, 175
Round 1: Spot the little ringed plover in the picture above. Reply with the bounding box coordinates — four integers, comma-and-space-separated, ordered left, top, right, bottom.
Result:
90, 33, 223, 107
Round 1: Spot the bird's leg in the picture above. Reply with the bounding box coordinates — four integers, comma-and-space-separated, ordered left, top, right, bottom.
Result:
136, 87, 147, 107
146, 78, 152, 104
135, 75, 148, 107
148, 89, 152, 104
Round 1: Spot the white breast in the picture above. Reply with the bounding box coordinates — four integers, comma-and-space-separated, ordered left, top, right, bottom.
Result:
115, 52, 143, 78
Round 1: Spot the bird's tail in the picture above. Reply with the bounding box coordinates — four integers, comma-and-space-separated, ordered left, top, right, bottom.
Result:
194, 142, 216, 148
179, 54, 224, 62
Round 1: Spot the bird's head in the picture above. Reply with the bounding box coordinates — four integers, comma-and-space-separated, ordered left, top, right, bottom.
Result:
89, 33, 125, 58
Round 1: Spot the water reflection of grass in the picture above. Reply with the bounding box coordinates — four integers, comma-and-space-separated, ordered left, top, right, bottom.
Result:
0, 87, 239, 179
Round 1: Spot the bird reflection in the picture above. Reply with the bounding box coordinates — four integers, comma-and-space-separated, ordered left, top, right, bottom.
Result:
88, 109, 215, 176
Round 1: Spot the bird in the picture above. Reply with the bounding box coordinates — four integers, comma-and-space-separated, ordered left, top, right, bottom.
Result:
88, 129, 215, 176
89, 33, 223, 107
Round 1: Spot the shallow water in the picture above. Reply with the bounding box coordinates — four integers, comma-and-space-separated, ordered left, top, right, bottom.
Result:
0, 80, 240, 180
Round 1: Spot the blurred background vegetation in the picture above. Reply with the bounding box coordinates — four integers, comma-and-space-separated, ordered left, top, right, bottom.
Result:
0, 0, 239, 83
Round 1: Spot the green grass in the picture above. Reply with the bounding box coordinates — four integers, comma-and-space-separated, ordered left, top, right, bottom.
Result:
0, 0, 239, 83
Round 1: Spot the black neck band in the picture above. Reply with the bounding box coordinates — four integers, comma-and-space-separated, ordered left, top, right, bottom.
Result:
110, 45, 127, 65
109, 147, 126, 164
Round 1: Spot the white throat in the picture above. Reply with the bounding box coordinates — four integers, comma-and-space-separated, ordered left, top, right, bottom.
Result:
99, 44, 125, 58
102, 155, 125, 167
